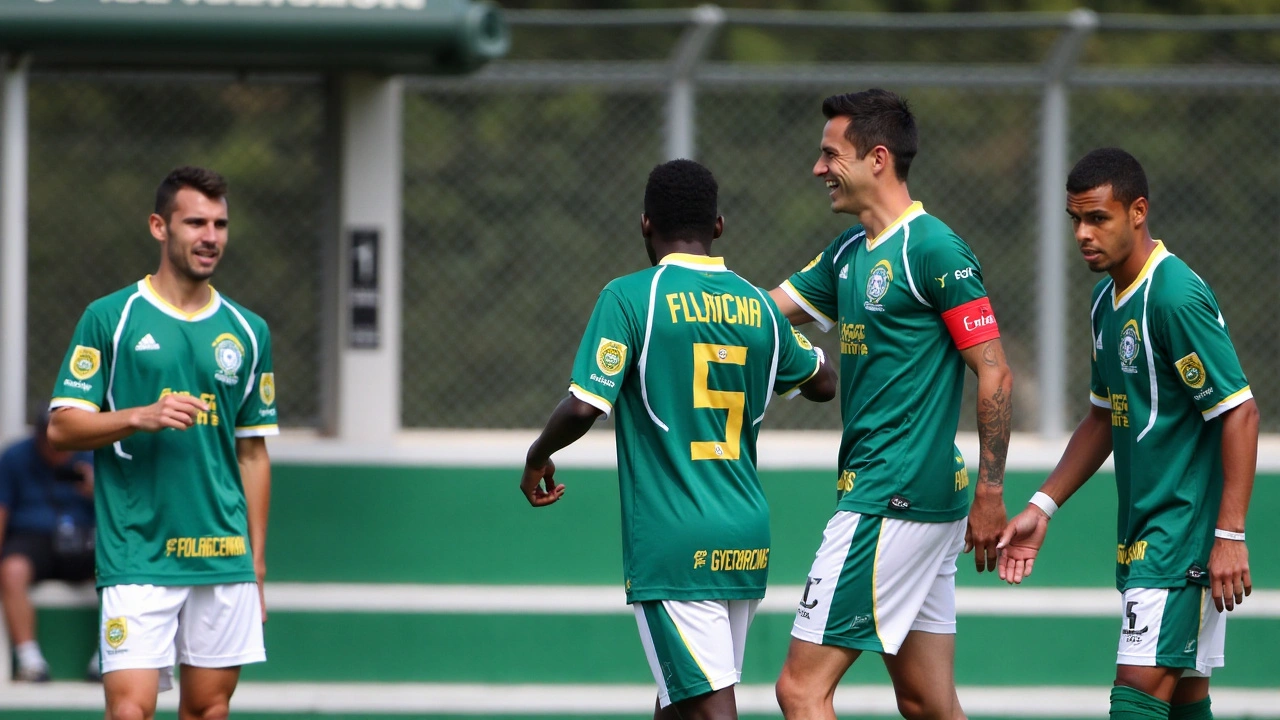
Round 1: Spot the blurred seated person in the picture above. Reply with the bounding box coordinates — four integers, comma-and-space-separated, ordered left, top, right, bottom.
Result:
0, 411, 96, 682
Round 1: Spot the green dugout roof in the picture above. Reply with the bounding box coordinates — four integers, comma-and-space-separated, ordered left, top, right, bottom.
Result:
0, 0, 508, 73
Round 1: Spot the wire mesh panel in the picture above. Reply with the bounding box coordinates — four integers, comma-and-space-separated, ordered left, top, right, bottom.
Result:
1068, 87, 1280, 430
401, 87, 666, 428
25, 74, 326, 427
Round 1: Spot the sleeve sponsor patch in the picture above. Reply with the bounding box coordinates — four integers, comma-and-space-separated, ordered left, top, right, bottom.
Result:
595, 338, 627, 376
69, 345, 101, 380
259, 372, 276, 405
1175, 352, 1208, 389
791, 328, 814, 350
941, 297, 1000, 350
800, 251, 824, 273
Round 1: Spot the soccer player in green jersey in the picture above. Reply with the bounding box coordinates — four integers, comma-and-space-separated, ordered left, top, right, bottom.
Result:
998, 148, 1257, 720
769, 89, 1014, 720
520, 159, 836, 720
47, 167, 276, 720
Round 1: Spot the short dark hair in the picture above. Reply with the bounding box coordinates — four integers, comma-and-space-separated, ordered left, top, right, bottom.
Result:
822, 89, 918, 182
1066, 148, 1148, 208
643, 159, 718, 239
154, 166, 228, 221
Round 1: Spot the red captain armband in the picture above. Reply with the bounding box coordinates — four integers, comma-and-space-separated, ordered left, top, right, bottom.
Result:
941, 297, 1001, 350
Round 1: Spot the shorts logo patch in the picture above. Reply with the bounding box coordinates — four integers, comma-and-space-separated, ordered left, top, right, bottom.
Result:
70, 346, 101, 380
595, 339, 627, 376
1175, 352, 1207, 389
259, 372, 276, 406
105, 617, 127, 649
850, 614, 872, 630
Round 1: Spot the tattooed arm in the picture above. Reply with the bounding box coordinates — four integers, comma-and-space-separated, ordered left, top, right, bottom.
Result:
959, 338, 1013, 573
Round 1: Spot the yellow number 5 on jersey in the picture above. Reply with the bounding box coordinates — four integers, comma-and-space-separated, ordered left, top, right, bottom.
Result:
691, 343, 747, 461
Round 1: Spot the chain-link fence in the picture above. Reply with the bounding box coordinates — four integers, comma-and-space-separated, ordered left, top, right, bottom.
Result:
21, 10, 1280, 434
25, 73, 326, 427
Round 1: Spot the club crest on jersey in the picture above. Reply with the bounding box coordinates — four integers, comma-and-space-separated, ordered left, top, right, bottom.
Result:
259, 372, 276, 405
212, 333, 245, 385
69, 346, 101, 380
1119, 320, 1141, 374
105, 617, 127, 649
1175, 352, 1207, 389
864, 259, 892, 312
596, 339, 627, 376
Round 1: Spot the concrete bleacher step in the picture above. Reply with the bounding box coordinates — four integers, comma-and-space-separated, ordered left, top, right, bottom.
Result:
24, 584, 1280, 687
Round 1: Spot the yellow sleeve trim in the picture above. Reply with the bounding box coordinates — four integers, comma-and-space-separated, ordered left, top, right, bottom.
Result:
569, 383, 613, 416
50, 398, 101, 412
780, 355, 824, 400
1202, 386, 1252, 421
235, 424, 280, 438
1089, 391, 1111, 409
781, 280, 835, 332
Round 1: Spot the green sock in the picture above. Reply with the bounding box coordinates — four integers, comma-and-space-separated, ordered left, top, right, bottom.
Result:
1110, 686, 1171, 720
1169, 696, 1212, 720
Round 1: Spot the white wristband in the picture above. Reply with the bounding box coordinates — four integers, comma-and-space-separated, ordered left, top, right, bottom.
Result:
1028, 492, 1059, 519
1214, 528, 1245, 541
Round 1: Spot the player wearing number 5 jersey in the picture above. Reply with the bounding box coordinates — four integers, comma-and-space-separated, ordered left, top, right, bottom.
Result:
769, 89, 1014, 720
521, 159, 836, 720
999, 149, 1258, 720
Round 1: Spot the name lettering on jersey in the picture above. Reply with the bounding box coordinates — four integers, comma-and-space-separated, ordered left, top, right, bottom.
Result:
165, 535, 247, 559
864, 260, 892, 312
70, 345, 101, 380
837, 470, 855, 493
1110, 393, 1129, 428
706, 548, 769, 572
664, 292, 762, 328
63, 378, 93, 392
160, 389, 220, 427
1175, 352, 1207, 389
1119, 320, 1142, 374
212, 333, 245, 385
840, 323, 868, 356
692, 550, 707, 569
1117, 540, 1148, 565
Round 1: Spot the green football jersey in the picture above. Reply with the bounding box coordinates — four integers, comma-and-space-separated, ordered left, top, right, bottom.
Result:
782, 203, 1000, 521
1088, 242, 1251, 591
50, 276, 278, 588
569, 253, 823, 604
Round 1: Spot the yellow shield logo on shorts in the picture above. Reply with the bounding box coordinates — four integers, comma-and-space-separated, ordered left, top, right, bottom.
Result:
1175, 352, 1207, 389
105, 617, 127, 649
70, 346, 101, 380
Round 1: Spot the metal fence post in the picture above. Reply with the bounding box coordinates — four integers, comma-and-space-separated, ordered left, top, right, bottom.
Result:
0, 55, 29, 446
1037, 9, 1096, 437
666, 4, 725, 160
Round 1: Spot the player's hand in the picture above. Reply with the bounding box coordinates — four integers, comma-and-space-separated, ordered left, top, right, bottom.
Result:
964, 493, 1007, 573
996, 506, 1049, 584
1208, 537, 1251, 612
520, 459, 565, 508
130, 394, 208, 432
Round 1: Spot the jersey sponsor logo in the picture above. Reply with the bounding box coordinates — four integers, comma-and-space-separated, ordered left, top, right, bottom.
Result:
952, 266, 977, 282
69, 346, 101, 380
791, 328, 813, 350
160, 389, 220, 427
212, 333, 245, 385
1110, 393, 1129, 427
1117, 540, 1148, 565
595, 338, 627, 376
63, 378, 93, 392
837, 470, 855, 493
259, 372, 276, 405
134, 333, 161, 352
165, 535, 248, 559
864, 260, 892, 312
693, 550, 708, 569
105, 617, 127, 650
1119, 319, 1141, 374
1194, 387, 1214, 401
1175, 352, 1207, 389
839, 323, 868, 356
709, 548, 769, 572
954, 463, 970, 492
801, 252, 824, 273
588, 373, 616, 388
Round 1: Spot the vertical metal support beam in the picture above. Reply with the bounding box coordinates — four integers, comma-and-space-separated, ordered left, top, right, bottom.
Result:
1037, 9, 1096, 437
336, 74, 403, 444
317, 77, 342, 436
665, 4, 724, 160
0, 56, 29, 446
